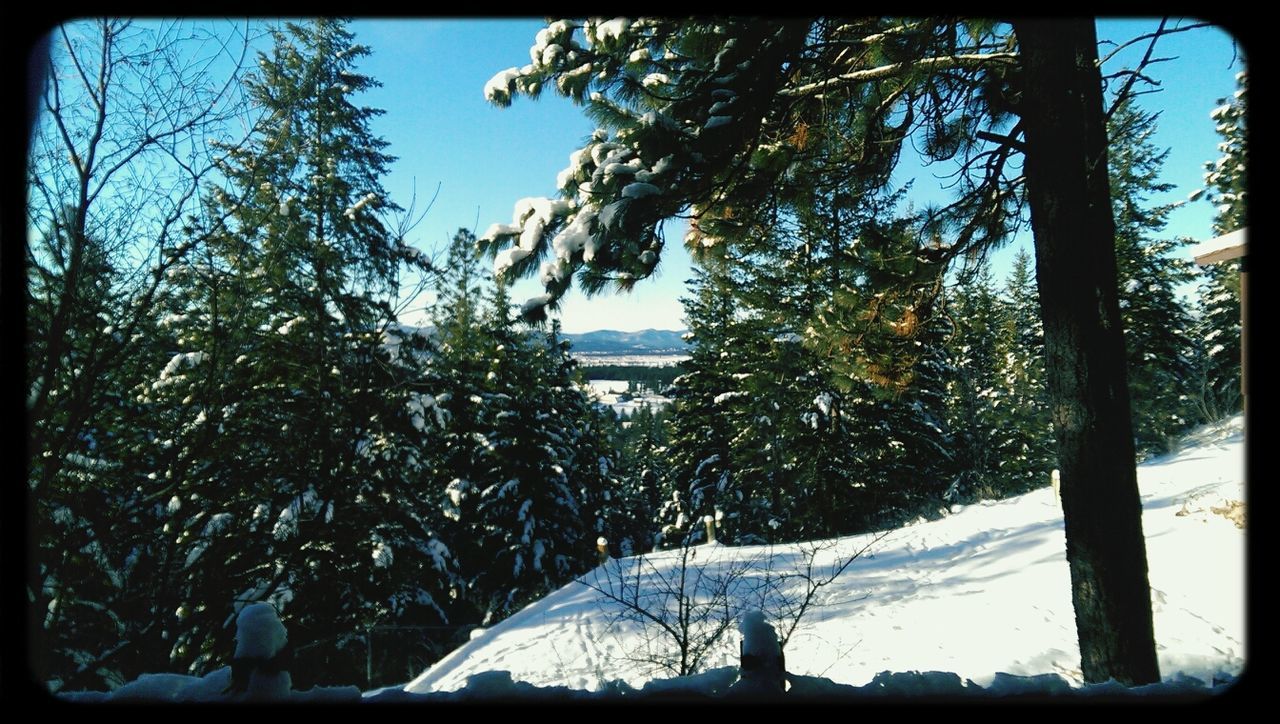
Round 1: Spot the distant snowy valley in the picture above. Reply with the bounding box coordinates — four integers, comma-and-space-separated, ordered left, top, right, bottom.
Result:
584, 379, 674, 417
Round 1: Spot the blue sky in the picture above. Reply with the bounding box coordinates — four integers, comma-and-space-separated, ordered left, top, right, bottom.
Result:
345, 19, 1243, 332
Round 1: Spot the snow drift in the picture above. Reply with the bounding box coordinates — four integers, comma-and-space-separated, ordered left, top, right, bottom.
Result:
406, 416, 1245, 695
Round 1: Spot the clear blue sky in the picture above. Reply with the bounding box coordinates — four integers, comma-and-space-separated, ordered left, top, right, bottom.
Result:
342, 19, 1243, 333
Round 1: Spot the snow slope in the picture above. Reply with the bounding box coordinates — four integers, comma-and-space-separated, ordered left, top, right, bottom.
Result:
406, 416, 1245, 694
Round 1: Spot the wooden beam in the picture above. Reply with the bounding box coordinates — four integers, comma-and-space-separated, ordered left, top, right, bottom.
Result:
1189, 226, 1247, 416
1191, 227, 1247, 266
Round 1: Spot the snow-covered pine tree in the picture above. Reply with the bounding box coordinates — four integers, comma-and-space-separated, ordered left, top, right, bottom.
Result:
720, 320, 825, 543
797, 211, 955, 531
471, 303, 608, 623
709, 205, 842, 542
549, 337, 623, 558
658, 266, 738, 547
1002, 249, 1043, 366
942, 266, 1008, 503
604, 403, 670, 555
427, 228, 491, 543
853, 305, 954, 529
941, 256, 1058, 502
429, 230, 610, 625
658, 138, 959, 540
1191, 70, 1247, 422
992, 249, 1057, 495
1107, 100, 1198, 455
1200, 71, 1248, 235
722, 215, 874, 540
529, 318, 619, 577
145, 20, 453, 687
694, 299, 788, 543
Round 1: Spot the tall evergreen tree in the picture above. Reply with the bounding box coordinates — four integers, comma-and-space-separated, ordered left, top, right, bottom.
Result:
604, 403, 670, 555
796, 200, 955, 532
844, 305, 954, 529
732, 177, 937, 538
721, 320, 839, 542
941, 250, 1056, 504
145, 20, 453, 686
942, 267, 1008, 503
659, 266, 738, 547
995, 250, 1057, 493
1107, 101, 1197, 455
430, 229, 612, 625
668, 203, 958, 541
1191, 70, 1247, 421
1199, 71, 1248, 237
429, 228, 492, 542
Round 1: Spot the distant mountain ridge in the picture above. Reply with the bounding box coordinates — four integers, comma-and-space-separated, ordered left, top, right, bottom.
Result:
563, 328, 688, 354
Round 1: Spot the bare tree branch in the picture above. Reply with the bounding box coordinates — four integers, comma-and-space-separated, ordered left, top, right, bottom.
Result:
28, 18, 265, 688
581, 530, 888, 680
1101, 18, 1215, 120
1096, 20, 1213, 67
779, 52, 1019, 99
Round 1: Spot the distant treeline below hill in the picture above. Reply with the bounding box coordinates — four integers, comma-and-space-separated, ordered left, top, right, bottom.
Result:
579, 364, 683, 392
562, 329, 688, 354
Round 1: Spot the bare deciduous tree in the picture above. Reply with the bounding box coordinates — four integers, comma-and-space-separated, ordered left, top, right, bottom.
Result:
26, 18, 265, 690
584, 541, 749, 678
749, 533, 889, 649
28, 18, 260, 491
581, 530, 888, 681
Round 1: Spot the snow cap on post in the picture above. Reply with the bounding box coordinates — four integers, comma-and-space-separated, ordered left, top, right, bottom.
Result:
235, 602, 288, 659
738, 611, 779, 660
228, 602, 293, 700
734, 610, 785, 696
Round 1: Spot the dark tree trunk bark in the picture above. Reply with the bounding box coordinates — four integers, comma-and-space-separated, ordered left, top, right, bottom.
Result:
1012, 19, 1160, 686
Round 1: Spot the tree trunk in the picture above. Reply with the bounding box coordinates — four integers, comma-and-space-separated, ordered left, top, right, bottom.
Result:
1012, 19, 1160, 686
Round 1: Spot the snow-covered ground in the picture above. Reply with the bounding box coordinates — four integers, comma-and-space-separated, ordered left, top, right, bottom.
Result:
586, 379, 631, 397
59, 416, 1245, 701
585, 379, 673, 416
405, 415, 1245, 695
574, 353, 689, 367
